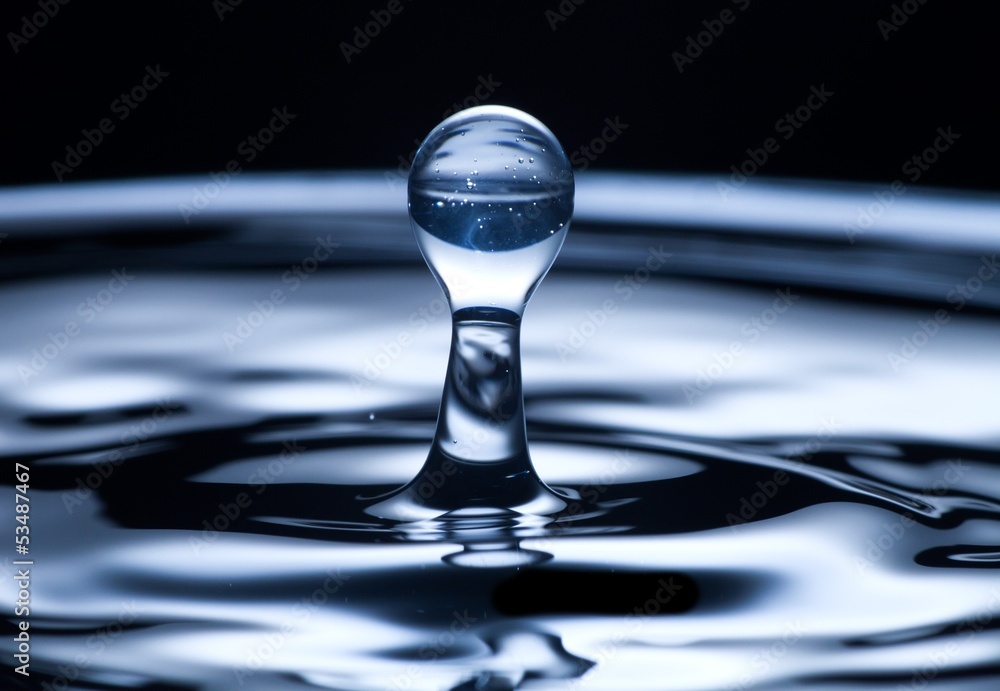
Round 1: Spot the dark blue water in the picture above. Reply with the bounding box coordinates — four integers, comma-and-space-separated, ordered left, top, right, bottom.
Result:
1, 173, 999, 690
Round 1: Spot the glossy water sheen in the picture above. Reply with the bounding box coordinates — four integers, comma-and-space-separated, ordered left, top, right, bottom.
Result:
1, 178, 1000, 690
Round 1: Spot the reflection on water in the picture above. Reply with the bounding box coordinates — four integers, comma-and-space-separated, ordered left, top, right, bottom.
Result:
1, 174, 999, 689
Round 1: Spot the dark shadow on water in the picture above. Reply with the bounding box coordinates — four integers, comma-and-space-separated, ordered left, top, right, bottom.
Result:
492, 568, 699, 616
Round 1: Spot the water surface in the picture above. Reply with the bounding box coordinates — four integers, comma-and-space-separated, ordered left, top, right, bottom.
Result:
1, 173, 999, 690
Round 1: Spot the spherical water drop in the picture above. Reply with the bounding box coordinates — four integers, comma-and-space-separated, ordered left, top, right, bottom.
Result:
408, 105, 574, 315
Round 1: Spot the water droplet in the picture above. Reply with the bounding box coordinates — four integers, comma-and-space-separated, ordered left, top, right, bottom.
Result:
529, 157, 535, 163
406, 101, 574, 364
369, 106, 575, 525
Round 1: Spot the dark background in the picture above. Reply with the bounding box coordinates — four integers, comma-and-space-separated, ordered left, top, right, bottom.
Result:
3, 1, 997, 191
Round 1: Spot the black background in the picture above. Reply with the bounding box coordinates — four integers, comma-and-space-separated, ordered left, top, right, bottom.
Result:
3, 1, 998, 191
